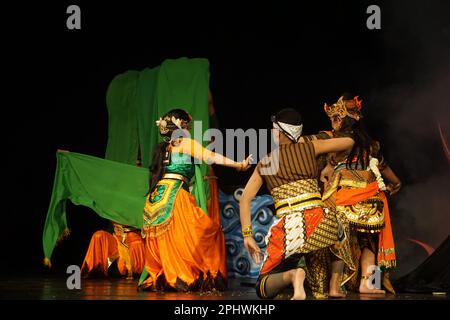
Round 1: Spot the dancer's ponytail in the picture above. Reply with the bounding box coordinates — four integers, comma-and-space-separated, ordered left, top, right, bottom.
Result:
148, 142, 169, 194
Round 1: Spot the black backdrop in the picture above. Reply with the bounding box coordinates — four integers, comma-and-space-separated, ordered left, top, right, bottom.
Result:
3, 1, 450, 279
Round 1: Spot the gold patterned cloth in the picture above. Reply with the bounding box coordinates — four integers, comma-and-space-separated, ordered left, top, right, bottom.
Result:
271, 179, 321, 203
323, 168, 385, 233
257, 179, 340, 299
274, 193, 323, 218
323, 164, 396, 290
269, 179, 339, 256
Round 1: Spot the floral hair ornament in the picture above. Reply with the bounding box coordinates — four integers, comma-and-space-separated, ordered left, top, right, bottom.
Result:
155, 117, 169, 134
171, 116, 183, 129
155, 114, 190, 135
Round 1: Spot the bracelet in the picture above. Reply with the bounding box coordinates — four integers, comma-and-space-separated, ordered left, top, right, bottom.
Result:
242, 225, 253, 238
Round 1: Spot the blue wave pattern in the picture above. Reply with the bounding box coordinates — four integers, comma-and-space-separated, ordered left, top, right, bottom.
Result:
218, 189, 275, 279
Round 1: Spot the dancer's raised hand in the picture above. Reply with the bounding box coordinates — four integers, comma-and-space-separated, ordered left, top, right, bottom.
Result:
238, 154, 254, 171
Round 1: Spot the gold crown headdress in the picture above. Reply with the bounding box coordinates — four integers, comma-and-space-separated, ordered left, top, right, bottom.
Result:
324, 96, 363, 121
155, 115, 190, 135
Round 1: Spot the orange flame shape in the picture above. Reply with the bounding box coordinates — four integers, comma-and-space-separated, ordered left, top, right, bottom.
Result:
353, 96, 363, 110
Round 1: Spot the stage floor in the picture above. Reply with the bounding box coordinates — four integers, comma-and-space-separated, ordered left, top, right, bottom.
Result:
1, 276, 449, 300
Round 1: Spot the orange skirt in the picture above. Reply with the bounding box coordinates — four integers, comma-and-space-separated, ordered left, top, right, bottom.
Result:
81, 230, 145, 277
139, 188, 227, 291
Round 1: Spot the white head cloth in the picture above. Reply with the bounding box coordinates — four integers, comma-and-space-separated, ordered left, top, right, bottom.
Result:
274, 121, 303, 142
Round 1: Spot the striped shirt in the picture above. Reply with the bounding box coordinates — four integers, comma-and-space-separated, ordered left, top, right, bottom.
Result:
257, 141, 318, 192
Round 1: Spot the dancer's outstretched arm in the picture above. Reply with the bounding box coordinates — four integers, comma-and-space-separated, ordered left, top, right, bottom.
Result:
297, 136, 354, 155
179, 138, 253, 171
311, 137, 354, 156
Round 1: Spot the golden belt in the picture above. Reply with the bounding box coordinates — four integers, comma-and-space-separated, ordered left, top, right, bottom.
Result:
274, 193, 323, 218
162, 173, 189, 185
113, 224, 138, 236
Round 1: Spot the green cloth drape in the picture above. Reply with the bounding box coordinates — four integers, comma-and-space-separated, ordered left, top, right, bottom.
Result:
105, 57, 211, 169
43, 152, 149, 263
43, 151, 209, 264
155, 58, 210, 143
105, 70, 141, 165
136, 67, 160, 167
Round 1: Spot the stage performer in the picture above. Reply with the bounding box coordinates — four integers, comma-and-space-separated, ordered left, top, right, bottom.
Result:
138, 109, 253, 292
239, 108, 356, 300
80, 223, 145, 279
313, 94, 401, 296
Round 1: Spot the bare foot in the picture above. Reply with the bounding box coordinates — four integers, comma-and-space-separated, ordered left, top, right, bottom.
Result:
359, 281, 386, 294
329, 288, 346, 298
329, 274, 346, 298
291, 268, 306, 300
382, 272, 396, 294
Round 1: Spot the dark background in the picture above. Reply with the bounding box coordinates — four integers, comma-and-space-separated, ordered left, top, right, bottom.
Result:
3, 1, 450, 280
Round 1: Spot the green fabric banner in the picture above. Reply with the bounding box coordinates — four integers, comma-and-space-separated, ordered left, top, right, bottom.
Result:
105, 57, 211, 169
105, 70, 141, 165
156, 58, 210, 139
42, 153, 209, 264
136, 67, 160, 168
43, 151, 149, 262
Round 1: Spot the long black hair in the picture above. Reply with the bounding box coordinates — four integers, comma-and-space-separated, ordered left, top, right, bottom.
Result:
148, 109, 192, 194
335, 93, 374, 169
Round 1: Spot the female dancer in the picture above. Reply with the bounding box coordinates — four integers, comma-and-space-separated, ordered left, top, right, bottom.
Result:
138, 109, 252, 291
319, 94, 401, 296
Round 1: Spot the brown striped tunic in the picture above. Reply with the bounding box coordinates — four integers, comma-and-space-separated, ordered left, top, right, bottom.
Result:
257, 141, 318, 193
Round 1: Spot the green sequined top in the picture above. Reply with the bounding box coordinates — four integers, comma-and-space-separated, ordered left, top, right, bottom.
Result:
164, 152, 195, 180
